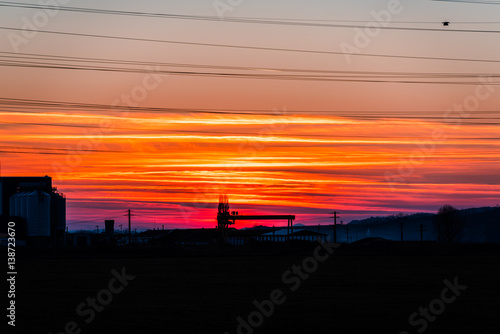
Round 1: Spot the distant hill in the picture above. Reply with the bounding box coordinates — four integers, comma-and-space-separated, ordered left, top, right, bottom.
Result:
349, 206, 499, 225
346, 206, 500, 243
236, 207, 500, 243
241, 225, 273, 230
349, 212, 434, 225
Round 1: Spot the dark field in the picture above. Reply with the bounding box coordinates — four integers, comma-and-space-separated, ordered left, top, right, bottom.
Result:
11, 247, 500, 334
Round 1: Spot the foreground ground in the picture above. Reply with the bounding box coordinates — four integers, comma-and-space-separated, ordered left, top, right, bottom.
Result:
9, 244, 500, 334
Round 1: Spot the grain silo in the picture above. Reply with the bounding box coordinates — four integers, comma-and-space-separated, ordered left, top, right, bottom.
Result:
9, 192, 19, 217
19, 191, 28, 221
1, 176, 66, 244
26, 191, 51, 237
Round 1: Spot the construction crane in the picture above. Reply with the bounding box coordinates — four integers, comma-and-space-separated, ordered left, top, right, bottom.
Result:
216, 194, 296, 243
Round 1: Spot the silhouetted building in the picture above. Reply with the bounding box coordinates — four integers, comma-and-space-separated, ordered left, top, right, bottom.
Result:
0, 176, 65, 246
260, 229, 327, 242
66, 232, 92, 247
105, 220, 115, 236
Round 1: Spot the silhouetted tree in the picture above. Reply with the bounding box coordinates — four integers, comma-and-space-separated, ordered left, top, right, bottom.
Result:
434, 205, 464, 243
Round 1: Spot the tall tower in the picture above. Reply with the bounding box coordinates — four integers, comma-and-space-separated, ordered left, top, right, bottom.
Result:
217, 194, 231, 243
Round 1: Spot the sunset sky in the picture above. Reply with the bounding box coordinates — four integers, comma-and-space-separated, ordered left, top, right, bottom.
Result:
1, 0, 499, 230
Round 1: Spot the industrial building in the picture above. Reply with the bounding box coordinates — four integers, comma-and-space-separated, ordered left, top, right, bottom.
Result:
0, 176, 66, 246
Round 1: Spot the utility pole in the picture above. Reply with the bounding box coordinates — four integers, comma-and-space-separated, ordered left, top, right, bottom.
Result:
128, 209, 131, 245
333, 211, 337, 243
328, 211, 338, 243
286, 218, 294, 241
346, 224, 349, 244
416, 224, 428, 242
119, 224, 123, 234
95, 225, 99, 234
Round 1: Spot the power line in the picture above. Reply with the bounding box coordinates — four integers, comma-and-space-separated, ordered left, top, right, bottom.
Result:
1, 60, 499, 85
433, 0, 500, 5
1, 1, 500, 32
0, 149, 69, 155
4, 51, 500, 75
2, 51, 500, 78
3, 118, 500, 138
0, 97, 498, 117
0, 144, 119, 153
0, 98, 280, 116
2, 113, 500, 125
67, 215, 125, 226
2, 26, 500, 64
